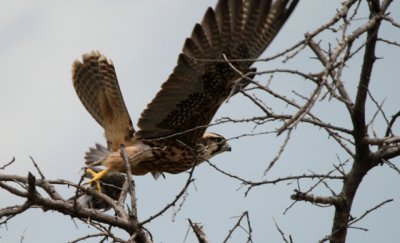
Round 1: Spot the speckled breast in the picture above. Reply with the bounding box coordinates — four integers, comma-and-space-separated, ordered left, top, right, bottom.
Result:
135, 139, 205, 174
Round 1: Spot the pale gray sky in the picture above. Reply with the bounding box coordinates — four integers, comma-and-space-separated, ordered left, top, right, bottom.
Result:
1, 1, 399, 242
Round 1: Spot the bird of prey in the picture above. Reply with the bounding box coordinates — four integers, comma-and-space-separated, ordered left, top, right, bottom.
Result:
72, 0, 298, 187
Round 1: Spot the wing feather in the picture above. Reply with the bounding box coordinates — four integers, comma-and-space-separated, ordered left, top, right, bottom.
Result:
72, 51, 134, 150
191, 24, 212, 57
215, 0, 231, 47
182, 38, 204, 59
230, 0, 243, 44
137, 0, 298, 146
202, 8, 222, 51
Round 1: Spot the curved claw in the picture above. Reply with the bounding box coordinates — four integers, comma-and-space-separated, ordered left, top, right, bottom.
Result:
85, 168, 110, 191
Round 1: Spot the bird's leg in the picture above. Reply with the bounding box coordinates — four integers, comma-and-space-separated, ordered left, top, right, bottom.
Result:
85, 168, 110, 191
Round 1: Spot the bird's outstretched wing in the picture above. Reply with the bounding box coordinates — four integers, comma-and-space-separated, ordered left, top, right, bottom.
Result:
137, 0, 298, 147
72, 51, 134, 150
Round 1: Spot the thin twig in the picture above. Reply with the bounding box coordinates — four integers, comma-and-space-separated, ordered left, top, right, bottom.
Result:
29, 156, 45, 179
0, 157, 15, 170
273, 218, 291, 243
140, 166, 196, 225
188, 219, 209, 243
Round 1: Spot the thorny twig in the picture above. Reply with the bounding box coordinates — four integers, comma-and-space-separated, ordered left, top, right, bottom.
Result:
222, 211, 253, 243
273, 218, 292, 243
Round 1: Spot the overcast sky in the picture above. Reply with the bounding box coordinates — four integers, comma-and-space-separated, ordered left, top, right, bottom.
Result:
1, 1, 399, 242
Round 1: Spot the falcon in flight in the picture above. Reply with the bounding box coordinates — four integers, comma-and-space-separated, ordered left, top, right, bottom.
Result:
72, 0, 298, 187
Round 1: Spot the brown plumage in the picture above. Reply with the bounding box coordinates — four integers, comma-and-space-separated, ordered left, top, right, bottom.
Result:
73, 53, 135, 151
72, 0, 298, 183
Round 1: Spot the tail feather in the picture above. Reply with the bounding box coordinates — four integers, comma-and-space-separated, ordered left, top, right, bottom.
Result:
84, 143, 110, 166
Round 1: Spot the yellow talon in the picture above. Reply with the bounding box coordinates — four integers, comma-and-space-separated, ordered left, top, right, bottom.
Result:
85, 168, 110, 191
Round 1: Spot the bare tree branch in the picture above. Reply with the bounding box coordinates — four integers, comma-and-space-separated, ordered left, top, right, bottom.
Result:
188, 219, 209, 243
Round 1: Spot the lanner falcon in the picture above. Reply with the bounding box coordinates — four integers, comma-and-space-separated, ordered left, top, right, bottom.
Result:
72, 0, 298, 188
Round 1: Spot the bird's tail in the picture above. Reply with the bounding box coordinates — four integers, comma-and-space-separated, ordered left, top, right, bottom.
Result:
84, 143, 110, 166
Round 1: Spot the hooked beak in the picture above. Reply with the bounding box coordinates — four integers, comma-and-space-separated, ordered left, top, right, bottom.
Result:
222, 142, 232, 152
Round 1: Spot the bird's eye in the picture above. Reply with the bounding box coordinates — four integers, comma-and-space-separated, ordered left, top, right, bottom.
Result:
214, 137, 224, 143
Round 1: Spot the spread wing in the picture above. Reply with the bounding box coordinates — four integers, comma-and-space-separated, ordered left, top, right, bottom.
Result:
72, 51, 134, 151
136, 0, 298, 147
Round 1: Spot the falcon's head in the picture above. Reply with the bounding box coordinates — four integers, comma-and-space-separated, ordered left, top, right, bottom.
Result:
200, 132, 231, 160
